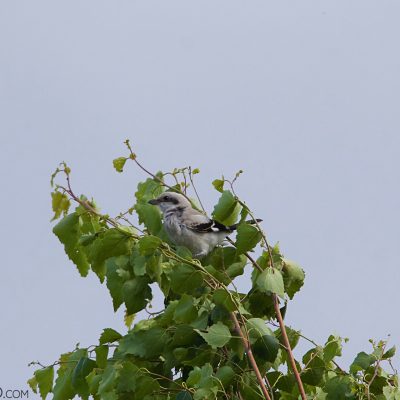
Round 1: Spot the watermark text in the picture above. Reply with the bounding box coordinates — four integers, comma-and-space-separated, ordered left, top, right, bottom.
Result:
0, 388, 29, 399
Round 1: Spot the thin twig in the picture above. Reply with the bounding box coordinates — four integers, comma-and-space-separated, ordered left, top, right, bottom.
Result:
58, 183, 137, 239
296, 332, 346, 374
182, 170, 188, 195
366, 341, 387, 399
188, 166, 206, 212
124, 140, 195, 205
264, 376, 274, 400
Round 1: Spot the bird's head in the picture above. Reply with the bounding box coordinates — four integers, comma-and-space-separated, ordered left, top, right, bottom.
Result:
148, 192, 191, 213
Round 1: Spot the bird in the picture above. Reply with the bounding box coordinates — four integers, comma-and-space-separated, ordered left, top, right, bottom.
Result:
148, 191, 261, 259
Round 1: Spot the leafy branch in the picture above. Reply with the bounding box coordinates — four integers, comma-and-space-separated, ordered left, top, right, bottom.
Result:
29, 142, 399, 400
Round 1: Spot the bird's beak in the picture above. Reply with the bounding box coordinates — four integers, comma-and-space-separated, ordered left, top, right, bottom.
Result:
148, 198, 159, 205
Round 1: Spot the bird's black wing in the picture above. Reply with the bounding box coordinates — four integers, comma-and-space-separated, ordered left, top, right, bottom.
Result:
187, 219, 232, 233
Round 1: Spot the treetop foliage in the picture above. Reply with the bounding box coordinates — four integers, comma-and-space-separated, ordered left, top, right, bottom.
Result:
29, 141, 398, 400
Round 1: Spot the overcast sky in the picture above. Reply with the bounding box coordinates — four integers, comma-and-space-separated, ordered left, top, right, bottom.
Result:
1, 0, 399, 394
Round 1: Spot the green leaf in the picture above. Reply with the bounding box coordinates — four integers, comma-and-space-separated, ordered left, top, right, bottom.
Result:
176, 392, 193, 400
169, 263, 203, 295
124, 312, 135, 329
147, 256, 163, 285
99, 328, 122, 344
204, 264, 231, 285
301, 352, 325, 386
99, 390, 117, 400
226, 257, 247, 278
130, 249, 147, 276
117, 361, 138, 392
314, 387, 328, 400
53, 212, 90, 277
246, 318, 273, 341
134, 375, 160, 398
269, 371, 295, 394
212, 191, 241, 225
212, 179, 224, 193
98, 364, 118, 397
86, 228, 132, 281
52, 349, 87, 400
253, 335, 280, 362
112, 157, 127, 173
95, 345, 108, 369
210, 303, 230, 325
184, 348, 217, 368
323, 335, 343, 363
174, 294, 198, 323
27, 376, 38, 394
215, 365, 235, 388
324, 376, 353, 400
235, 223, 262, 255
212, 289, 237, 312
135, 177, 164, 203
51, 191, 70, 221
187, 364, 216, 388
282, 258, 305, 299
383, 345, 396, 359
382, 385, 400, 400
119, 326, 167, 358
85, 370, 102, 397
257, 268, 285, 298
72, 357, 96, 399
34, 366, 54, 399
197, 322, 232, 349
276, 326, 300, 350
122, 277, 152, 314
138, 235, 162, 256
240, 372, 265, 399
172, 325, 198, 347
350, 351, 376, 374
135, 203, 162, 235
105, 259, 125, 311
194, 387, 218, 400
52, 365, 74, 400
190, 311, 209, 330
246, 291, 275, 319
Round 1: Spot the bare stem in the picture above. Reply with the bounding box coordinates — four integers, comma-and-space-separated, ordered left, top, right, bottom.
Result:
124, 140, 196, 205
227, 236, 306, 399
228, 197, 307, 399
230, 313, 272, 400
366, 341, 387, 399
273, 295, 307, 400
188, 166, 206, 212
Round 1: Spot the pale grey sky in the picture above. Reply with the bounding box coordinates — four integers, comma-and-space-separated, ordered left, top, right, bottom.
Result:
1, 0, 399, 394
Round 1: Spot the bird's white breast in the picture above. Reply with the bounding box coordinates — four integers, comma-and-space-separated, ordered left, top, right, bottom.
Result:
164, 213, 227, 258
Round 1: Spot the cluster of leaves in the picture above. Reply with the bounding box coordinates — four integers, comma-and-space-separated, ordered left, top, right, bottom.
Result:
28, 155, 399, 400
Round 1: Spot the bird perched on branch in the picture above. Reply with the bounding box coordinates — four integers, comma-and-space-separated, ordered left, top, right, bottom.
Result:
148, 192, 261, 259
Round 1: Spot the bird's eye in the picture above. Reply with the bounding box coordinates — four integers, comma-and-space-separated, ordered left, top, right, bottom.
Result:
164, 196, 170, 201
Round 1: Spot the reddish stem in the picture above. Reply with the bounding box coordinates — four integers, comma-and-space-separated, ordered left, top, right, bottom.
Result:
273, 295, 306, 400
230, 313, 272, 400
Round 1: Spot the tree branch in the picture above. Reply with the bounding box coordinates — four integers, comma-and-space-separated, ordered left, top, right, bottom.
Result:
230, 312, 272, 400
273, 295, 307, 400
226, 237, 307, 399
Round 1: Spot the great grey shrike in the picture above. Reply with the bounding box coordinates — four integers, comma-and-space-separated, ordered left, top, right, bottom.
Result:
148, 192, 260, 258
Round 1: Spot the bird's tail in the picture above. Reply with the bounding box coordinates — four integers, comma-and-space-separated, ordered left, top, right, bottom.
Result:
228, 219, 263, 230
